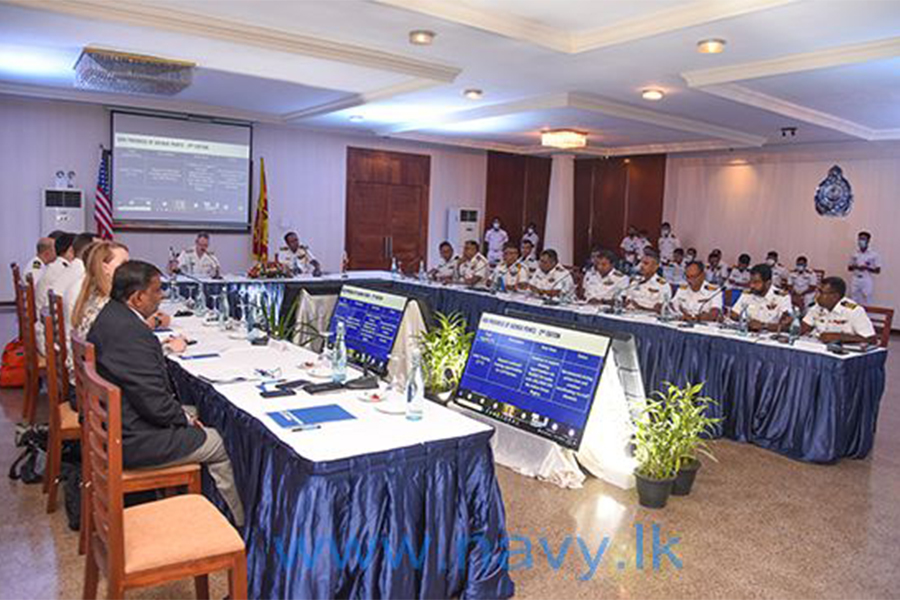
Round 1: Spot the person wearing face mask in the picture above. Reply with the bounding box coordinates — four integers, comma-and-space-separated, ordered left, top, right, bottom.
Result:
522, 222, 540, 257
620, 225, 643, 266
658, 222, 681, 264
848, 231, 881, 305
729, 264, 792, 332
705, 249, 729, 286
685, 247, 698, 264
484, 218, 508, 265
662, 248, 686, 285
765, 251, 789, 289
789, 256, 818, 310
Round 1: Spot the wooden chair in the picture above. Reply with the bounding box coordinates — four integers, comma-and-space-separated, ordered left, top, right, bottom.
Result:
10, 263, 24, 342
43, 292, 81, 508
863, 306, 894, 348
81, 357, 247, 600
71, 337, 203, 557
19, 276, 45, 424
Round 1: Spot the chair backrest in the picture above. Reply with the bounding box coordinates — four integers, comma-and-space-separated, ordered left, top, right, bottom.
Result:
47, 291, 70, 400
71, 335, 95, 417
19, 278, 39, 382
10, 263, 24, 341
44, 293, 68, 425
82, 351, 125, 581
863, 306, 894, 348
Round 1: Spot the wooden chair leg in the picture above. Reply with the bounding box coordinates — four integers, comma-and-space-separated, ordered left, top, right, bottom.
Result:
79, 478, 91, 555
229, 551, 248, 600
46, 430, 63, 511
26, 377, 39, 424
83, 546, 99, 600
107, 578, 125, 600
194, 574, 210, 599
21, 375, 33, 422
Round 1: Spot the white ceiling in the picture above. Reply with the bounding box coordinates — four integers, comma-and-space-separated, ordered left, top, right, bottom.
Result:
0, 0, 898, 156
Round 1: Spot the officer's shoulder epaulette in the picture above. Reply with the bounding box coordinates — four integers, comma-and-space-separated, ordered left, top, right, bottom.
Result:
613, 270, 623, 277
704, 283, 719, 291
207, 251, 216, 256
656, 276, 667, 284
840, 298, 858, 310
279, 246, 289, 251
679, 283, 688, 289
774, 288, 788, 296
32, 260, 42, 268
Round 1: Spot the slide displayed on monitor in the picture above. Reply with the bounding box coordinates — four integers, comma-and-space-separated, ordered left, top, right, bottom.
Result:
329, 286, 407, 375
455, 313, 611, 450
112, 112, 252, 229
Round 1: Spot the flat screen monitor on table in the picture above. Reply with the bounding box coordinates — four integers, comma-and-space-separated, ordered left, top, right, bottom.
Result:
454, 312, 612, 450
329, 285, 408, 375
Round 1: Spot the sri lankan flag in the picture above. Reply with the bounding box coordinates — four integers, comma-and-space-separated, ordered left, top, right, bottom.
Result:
252, 157, 269, 263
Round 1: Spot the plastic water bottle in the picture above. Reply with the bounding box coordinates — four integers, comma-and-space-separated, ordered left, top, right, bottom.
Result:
739, 305, 749, 335
789, 307, 801, 344
418, 260, 427, 282
406, 348, 425, 421
332, 321, 347, 384
196, 285, 207, 316
661, 300, 672, 321
219, 291, 230, 328
391, 257, 399, 280
613, 291, 624, 314
498, 274, 507, 294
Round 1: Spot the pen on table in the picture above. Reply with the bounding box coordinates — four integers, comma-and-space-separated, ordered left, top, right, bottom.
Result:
291, 424, 321, 432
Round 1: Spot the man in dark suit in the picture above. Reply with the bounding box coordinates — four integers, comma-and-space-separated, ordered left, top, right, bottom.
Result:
88, 260, 244, 526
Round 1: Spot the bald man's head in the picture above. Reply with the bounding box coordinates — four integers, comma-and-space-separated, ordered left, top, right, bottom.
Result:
37, 237, 56, 264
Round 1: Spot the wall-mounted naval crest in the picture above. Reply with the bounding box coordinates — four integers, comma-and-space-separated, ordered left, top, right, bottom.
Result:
815, 165, 853, 217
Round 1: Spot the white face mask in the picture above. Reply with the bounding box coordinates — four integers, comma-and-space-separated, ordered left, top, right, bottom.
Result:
492, 222, 500, 230
661, 229, 670, 237
686, 253, 696, 261
767, 258, 776, 266
796, 264, 806, 271
858, 239, 868, 250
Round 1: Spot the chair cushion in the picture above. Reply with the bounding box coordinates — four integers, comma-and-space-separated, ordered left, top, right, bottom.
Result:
123, 494, 244, 575
122, 464, 199, 482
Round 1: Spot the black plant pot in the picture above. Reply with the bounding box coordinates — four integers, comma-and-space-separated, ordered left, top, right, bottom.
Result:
672, 459, 701, 496
634, 472, 675, 509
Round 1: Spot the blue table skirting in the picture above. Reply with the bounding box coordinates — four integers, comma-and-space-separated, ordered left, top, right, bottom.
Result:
169, 363, 515, 600
385, 282, 887, 464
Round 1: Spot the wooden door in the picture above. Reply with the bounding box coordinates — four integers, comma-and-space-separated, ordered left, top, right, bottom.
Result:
345, 148, 430, 272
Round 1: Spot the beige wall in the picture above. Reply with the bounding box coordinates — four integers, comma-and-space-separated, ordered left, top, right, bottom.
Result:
0, 94, 487, 301
663, 141, 900, 313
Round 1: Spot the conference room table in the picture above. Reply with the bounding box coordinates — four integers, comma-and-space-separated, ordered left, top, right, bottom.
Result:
173, 272, 888, 464
161, 306, 515, 600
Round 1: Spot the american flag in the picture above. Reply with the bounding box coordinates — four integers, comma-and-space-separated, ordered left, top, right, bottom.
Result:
94, 148, 114, 240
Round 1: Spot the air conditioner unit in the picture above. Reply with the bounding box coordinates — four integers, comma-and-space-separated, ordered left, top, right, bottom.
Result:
446, 207, 481, 254
42, 189, 85, 234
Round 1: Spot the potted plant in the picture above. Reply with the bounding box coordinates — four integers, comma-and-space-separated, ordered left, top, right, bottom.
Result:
259, 294, 300, 341
417, 311, 473, 403
633, 395, 681, 509
669, 382, 720, 496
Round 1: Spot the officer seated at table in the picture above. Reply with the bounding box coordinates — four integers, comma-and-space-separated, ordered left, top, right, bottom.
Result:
529, 249, 574, 299
729, 263, 792, 332
170, 232, 221, 279
672, 261, 722, 322
583, 248, 627, 305
457, 240, 490, 287
490, 242, 529, 291
800, 276, 877, 344
277, 231, 321, 276
626, 248, 670, 313
429, 241, 459, 283
88, 260, 244, 526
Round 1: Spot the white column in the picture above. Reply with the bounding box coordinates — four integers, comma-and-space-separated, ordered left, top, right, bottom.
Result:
543, 153, 575, 265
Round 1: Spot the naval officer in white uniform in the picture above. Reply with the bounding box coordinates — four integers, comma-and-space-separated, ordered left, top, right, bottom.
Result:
172, 232, 221, 279
801, 276, 877, 344
848, 231, 881, 305
729, 263, 792, 332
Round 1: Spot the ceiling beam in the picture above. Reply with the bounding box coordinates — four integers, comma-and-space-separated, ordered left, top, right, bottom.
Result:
2, 0, 461, 83
375, 0, 798, 54
282, 78, 442, 122
682, 35, 900, 87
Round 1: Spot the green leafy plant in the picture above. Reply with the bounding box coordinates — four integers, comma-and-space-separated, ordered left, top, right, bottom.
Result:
260, 294, 299, 341
417, 311, 474, 394
634, 382, 721, 480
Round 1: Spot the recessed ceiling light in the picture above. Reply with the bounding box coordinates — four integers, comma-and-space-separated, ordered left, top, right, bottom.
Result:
348, 114, 364, 122
463, 88, 483, 100
697, 38, 726, 54
409, 30, 436, 45
641, 88, 665, 101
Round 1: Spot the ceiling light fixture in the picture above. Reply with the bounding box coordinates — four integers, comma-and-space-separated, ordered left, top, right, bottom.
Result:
641, 88, 665, 101
697, 38, 727, 54
409, 30, 436, 45
541, 129, 587, 150
463, 88, 483, 100
348, 114, 364, 122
